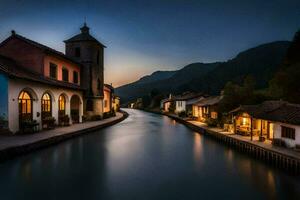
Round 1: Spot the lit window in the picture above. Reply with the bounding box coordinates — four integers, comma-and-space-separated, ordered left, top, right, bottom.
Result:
18, 91, 32, 121
41, 93, 51, 113
58, 95, 66, 114
241, 117, 249, 125
211, 112, 218, 119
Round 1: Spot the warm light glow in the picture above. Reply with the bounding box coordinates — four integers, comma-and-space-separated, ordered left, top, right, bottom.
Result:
103, 87, 111, 112
42, 93, 51, 112
59, 95, 66, 111
242, 117, 246, 125
193, 133, 203, 169
242, 117, 249, 125
164, 102, 170, 111
19, 91, 32, 114
211, 111, 218, 119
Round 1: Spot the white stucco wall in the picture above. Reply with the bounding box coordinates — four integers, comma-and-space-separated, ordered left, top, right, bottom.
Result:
8, 78, 84, 133
273, 122, 300, 148
175, 100, 186, 113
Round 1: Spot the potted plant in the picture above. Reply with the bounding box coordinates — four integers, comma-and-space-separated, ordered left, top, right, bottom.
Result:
62, 115, 70, 126
43, 116, 56, 129
20, 119, 39, 133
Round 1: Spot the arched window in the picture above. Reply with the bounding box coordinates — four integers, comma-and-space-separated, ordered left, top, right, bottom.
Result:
18, 91, 32, 122
58, 94, 67, 125
58, 95, 66, 115
41, 93, 52, 118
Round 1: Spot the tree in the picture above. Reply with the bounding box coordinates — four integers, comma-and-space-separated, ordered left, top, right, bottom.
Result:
269, 62, 300, 103
269, 29, 300, 103
150, 88, 160, 99
286, 29, 300, 65
150, 94, 165, 108
218, 81, 242, 114
168, 100, 176, 113
141, 95, 151, 108
241, 75, 256, 104
218, 75, 267, 114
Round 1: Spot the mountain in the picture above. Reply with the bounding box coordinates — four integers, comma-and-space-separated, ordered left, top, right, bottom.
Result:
116, 62, 218, 103
116, 41, 291, 104
188, 41, 291, 94
137, 70, 176, 84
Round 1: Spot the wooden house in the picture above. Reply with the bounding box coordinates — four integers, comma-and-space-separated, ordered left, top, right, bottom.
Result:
192, 96, 222, 122
230, 101, 300, 148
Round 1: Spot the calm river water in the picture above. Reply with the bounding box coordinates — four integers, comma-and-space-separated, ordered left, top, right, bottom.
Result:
0, 109, 299, 200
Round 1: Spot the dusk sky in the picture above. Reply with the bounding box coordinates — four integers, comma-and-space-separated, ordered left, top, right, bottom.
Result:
0, 0, 299, 87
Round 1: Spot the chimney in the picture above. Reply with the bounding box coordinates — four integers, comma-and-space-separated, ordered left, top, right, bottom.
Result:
11, 30, 16, 36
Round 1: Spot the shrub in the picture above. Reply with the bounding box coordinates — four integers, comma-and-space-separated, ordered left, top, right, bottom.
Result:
103, 112, 109, 119
61, 115, 70, 126
82, 115, 87, 122
103, 110, 116, 119
205, 118, 218, 127
272, 138, 286, 147
91, 115, 102, 121
178, 111, 187, 118
168, 101, 176, 113
42, 116, 56, 129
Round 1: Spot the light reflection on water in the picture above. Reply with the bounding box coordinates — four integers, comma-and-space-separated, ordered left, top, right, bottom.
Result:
0, 109, 299, 200
193, 133, 204, 170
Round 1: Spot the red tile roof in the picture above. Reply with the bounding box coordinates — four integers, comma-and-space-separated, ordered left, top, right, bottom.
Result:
0, 33, 83, 67
0, 54, 83, 90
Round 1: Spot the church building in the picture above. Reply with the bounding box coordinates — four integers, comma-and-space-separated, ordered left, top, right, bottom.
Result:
0, 23, 114, 134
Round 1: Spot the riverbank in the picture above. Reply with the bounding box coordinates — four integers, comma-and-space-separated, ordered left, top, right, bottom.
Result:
0, 111, 128, 162
141, 108, 300, 174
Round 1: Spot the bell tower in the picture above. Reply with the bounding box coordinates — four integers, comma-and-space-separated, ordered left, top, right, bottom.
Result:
64, 23, 106, 116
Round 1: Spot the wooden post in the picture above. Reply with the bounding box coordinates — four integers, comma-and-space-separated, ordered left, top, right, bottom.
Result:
233, 115, 236, 134
250, 117, 253, 141
260, 119, 263, 137
267, 121, 270, 139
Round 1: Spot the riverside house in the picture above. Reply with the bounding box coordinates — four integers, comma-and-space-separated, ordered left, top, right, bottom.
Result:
173, 92, 204, 115
230, 101, 300, 148
113, 95, 120, 112
104, 84, 114, 113
160, 94, 173, 112
192, 96, 222, 122
0, 24, 115, 134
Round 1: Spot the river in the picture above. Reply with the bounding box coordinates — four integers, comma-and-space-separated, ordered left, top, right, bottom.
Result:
0, 109, 299, 200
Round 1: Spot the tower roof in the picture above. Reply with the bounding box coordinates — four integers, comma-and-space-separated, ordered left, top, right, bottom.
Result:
64, 23, 106, 47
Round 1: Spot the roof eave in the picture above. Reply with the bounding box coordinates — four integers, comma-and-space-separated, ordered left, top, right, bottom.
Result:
63, 39, 107, 48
